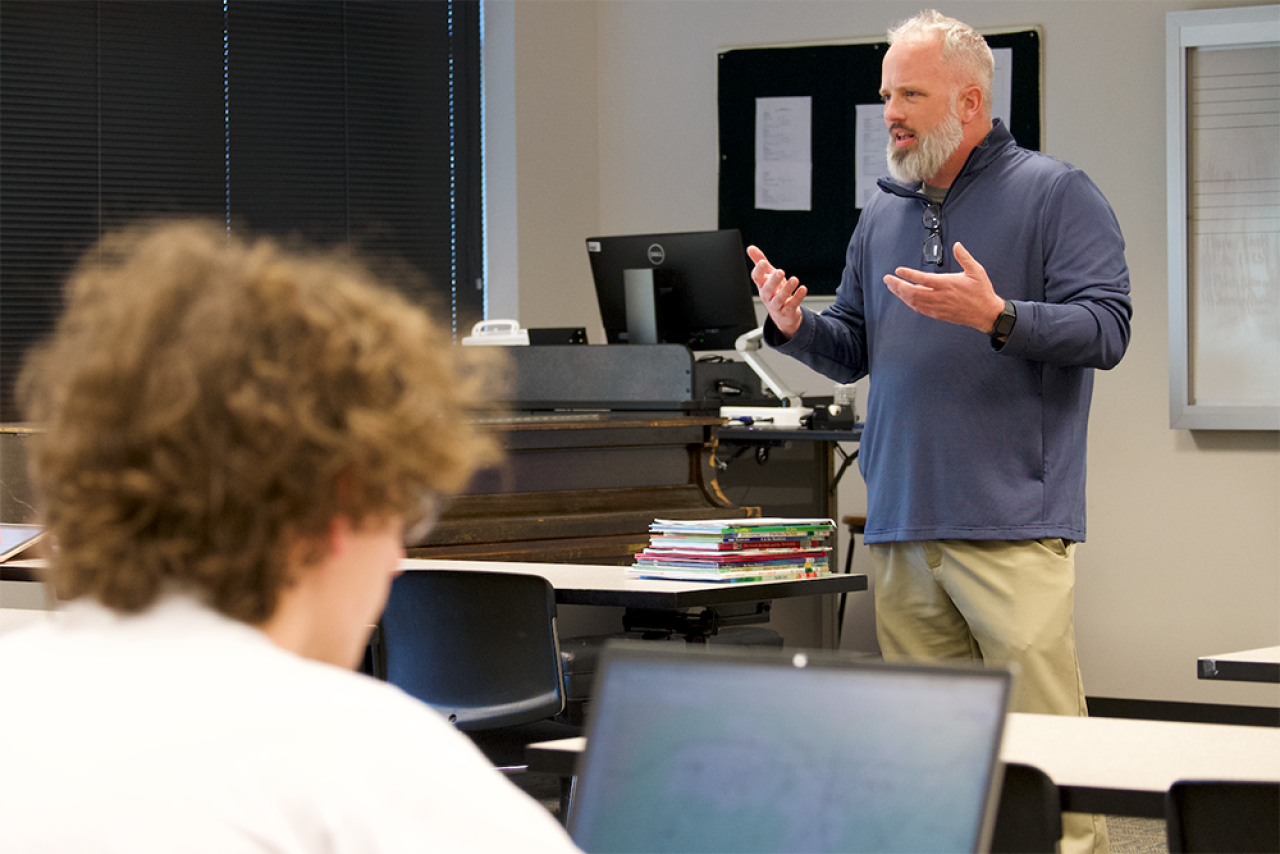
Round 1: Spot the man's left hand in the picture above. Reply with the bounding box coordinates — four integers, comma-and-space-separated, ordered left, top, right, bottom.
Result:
884, 241, 1006, 333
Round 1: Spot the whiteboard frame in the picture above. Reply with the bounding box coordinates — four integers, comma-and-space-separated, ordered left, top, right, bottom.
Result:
1166, 5, 1280, 430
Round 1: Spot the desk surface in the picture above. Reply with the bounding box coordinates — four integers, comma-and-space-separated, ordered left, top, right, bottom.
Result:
3, 556, 868, 613
0, 558, 42, 583
718, 426, 862, 443
527, 712, 1280, 818
1002, 713, 1280, 817
1198, 645, 1280, 684
401, 558, 867, 610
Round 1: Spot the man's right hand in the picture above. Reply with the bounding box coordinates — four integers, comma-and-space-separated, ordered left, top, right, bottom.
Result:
747, 245, 806, 339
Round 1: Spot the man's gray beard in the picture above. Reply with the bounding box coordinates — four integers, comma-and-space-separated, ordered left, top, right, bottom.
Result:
886, 106, 964, 184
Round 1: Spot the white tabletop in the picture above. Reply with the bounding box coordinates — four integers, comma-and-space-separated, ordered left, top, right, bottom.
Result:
1197, 645, 1280, 683
3, 556, 868, 611
527, 712, 1280, 818
1001, 712, 1280, 816
1205, 646, 1280, 664
400, 558, 867, 610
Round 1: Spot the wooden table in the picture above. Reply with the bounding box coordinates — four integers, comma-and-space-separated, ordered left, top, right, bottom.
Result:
1197, 645, 1280, 684
527, 712, 1280, 818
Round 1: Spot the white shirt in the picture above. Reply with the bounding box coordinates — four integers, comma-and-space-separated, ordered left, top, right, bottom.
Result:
0, 595, 580, 853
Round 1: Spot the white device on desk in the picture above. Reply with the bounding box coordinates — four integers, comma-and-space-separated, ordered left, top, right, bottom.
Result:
460, 319, 529, 346
720, 327, 814, 428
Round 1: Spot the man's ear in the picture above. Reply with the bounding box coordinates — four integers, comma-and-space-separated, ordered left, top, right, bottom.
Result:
958, 84, 984, 124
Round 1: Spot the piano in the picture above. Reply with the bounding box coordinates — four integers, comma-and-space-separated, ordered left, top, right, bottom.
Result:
406, 412, 756, 566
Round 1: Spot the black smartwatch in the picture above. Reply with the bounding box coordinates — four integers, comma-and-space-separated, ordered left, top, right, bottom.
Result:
991, 299, 1017, 340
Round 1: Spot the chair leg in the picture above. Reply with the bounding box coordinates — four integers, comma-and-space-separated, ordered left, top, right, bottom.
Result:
838, 515, 865, 646
559, 776, 577, 826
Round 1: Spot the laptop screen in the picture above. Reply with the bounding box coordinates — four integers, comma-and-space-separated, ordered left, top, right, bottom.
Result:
568, 643, 1011, 854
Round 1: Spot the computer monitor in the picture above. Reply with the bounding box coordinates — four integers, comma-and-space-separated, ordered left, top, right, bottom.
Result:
585, 229, 758, 351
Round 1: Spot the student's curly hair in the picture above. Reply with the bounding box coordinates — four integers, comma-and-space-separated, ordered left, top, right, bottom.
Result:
18, 221, 502, 624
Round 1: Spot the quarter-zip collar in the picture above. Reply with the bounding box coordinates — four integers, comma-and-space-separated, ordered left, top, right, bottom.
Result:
875, 118, 1015, 206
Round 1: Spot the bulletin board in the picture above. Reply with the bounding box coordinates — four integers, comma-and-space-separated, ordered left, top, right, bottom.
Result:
718, 29, 1042, 296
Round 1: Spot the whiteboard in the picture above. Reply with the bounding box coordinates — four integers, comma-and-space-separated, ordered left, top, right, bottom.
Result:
1167, 6, 1280, 430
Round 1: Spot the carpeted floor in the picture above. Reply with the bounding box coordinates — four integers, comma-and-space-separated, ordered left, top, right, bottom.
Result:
1107, 814, 1169, 854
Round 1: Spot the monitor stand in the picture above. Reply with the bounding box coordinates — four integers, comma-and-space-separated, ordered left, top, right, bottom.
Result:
623, 268, 659, 344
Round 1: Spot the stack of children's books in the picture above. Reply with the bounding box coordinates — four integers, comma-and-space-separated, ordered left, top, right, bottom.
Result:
629, 517, 837, 583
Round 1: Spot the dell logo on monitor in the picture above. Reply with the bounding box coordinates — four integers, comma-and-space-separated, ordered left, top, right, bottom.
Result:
647, 243, 665, 265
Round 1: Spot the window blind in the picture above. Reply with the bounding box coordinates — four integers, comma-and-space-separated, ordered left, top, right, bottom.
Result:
0, 0, 483, 422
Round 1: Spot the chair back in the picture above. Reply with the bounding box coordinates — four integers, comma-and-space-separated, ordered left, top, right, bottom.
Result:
380, 569, 566, 731
1166, 780, 1280, 854
989, 762, 1063, 854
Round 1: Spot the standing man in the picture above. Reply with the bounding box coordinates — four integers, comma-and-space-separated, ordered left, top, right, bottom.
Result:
0, 221, 581, 853
749, 11, 1130, 854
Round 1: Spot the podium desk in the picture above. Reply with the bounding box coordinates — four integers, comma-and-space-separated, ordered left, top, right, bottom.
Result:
716, 425, 862, 521
715, 424, 863, 648
1197, 645, 1280, 684
527, 712, 1280, 819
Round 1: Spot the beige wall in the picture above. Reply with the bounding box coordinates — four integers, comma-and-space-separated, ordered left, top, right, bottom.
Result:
484, 0, 601, 324
489, 0, 1280, 709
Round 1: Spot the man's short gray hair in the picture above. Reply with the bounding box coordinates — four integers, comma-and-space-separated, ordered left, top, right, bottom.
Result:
888, 9, 994, 114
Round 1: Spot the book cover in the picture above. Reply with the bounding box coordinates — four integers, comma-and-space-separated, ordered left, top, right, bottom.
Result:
626, 565, 832, 583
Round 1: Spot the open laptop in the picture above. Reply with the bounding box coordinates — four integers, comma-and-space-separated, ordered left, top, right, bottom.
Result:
0, 524, 44, 562
568, 642, 1011, 854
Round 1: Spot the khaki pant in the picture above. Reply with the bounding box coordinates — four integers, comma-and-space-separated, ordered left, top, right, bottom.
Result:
868, 539, 1109, 854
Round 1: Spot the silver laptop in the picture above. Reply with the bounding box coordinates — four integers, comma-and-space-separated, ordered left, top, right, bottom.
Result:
568, 642, 1011, 854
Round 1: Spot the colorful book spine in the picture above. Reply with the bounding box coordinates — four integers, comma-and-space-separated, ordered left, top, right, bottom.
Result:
632, 517, 836, 582
626, 565, 829, 583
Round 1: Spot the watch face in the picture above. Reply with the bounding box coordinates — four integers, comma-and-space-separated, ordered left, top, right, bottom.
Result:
993, 302, 1016, 336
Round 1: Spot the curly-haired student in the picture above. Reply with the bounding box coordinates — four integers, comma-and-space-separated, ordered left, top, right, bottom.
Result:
0, 221, 579, 853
